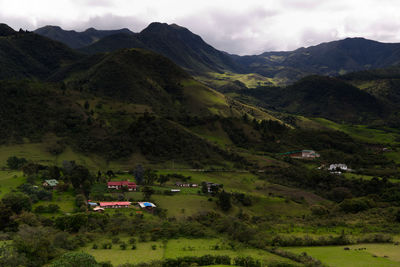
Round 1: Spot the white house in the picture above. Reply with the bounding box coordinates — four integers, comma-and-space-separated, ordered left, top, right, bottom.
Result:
328, 164, 348, 171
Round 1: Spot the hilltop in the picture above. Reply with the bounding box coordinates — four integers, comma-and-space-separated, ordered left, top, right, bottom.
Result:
34, 25, 134, 49
35, 23, 400, 85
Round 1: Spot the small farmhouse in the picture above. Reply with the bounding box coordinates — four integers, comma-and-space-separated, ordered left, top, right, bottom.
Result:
43, 179, 59, 188
107, 181, 137, 191
93, 207, 105, 212
175, 182, 198, 187
328, 164, 348, 171
99, 202, 131, 208
137, 202, 156, 211
281, 150, 320, 159
205, 182, 220, 193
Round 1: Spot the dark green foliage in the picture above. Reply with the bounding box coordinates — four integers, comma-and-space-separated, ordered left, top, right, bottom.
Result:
142, 186, 155, 200
264, 166, 400, 203
218, 190, 232, 211
6, 156, 27, 169
13, 225, 57, 267
120, 242, 127, 250
339, 197, 375, 213
2, 192, 31, 214
396, 210, 400, 223
19, 183, 52, 202
54, 213, 89, 232
242, 76, 384, 123
0, 203, 14, 230
49, 251, 99, 267
0, 31, 80, 80
234, 256, 261, 267
134, 165, 144, 184
34, 204, 60, 214
162, 254, 232, 267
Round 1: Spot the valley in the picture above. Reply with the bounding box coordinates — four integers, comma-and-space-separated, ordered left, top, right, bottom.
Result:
0, 20, 400, 267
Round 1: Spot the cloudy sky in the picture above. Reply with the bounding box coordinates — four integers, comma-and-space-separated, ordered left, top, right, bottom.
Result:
0, 0, 399, 55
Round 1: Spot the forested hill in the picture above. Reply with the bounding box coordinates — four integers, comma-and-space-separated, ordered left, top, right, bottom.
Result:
0, 26, 80, 79
34, 25, 134, 49
35, 22, 400, 84
36, 23, 244, 74
233, 75, 386, 123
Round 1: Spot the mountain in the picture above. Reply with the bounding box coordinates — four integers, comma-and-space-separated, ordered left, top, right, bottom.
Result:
0, 26, 279, 165
34, 25, 134, 48
36, 24, 400, 84
0, 23, 16, 36
235, 75, 385, 123
36, 23, 243, 74
50, 47, 275, 121
0, 27, 80, 79
135, 23, 242, 74
233, 38, 400, 84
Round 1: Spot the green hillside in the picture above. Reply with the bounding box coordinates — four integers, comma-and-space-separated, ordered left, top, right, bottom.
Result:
234, 75, 385, 123
0, 30, 80, 79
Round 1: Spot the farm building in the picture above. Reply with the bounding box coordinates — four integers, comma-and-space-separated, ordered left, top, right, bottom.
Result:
137, 202, 156, 211
175, 182, 198, 187
93, 207, 105, 212
205, 182, 220, 193
107, 181, 137, 191
281, 150, 320, 159
99, 202, 131, 208
43, 179, 59, 188
328, 164, 348, 171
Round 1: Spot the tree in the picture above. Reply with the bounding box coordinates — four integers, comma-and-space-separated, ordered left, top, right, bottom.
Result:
50, 252, 98, 267
22, 163, 40, 176
2, 192, 31, 214
142, 186, 155, 200
62, 160, 76, 175
157, 175, 169, 186
84, 100, 90, 110
68, 165, 93, 196
13, 225, 55, 266
201, 182, 208, 194
6, 156, 27, 169
134, 164, 144, 185
0, 203, 14, 230
144, 169, 157, 185
218, 191, 231, 211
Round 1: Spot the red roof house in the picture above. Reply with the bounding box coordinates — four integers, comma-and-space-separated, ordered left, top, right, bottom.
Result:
99, 202, 131, 208
107, 181, 137, 191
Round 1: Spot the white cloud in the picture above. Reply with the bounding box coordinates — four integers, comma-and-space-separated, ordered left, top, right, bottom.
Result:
0, 0, 399, 54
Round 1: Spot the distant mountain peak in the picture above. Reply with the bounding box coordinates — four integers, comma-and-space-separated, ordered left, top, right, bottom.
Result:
0, 23, 16, 36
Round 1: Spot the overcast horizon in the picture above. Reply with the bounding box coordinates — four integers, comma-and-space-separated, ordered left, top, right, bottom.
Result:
1, 0, 400, 55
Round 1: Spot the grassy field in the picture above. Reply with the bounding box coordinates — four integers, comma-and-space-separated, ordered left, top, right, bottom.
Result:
0, 170, 25, 198
310, 118, 400, 145
152, 170, 312, 217
32, 189, 76, 214
152, 194, 214, 218
82, 239, 164, 266
164, 238, 299, 266
285, 245, 400, 267
195, 72, 277, 88
84, 238, 299, 266
350, 244, 400, 263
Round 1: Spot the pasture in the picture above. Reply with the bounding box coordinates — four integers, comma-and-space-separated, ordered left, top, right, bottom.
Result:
84, 238, 299, 266
285, 245, 400, 267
